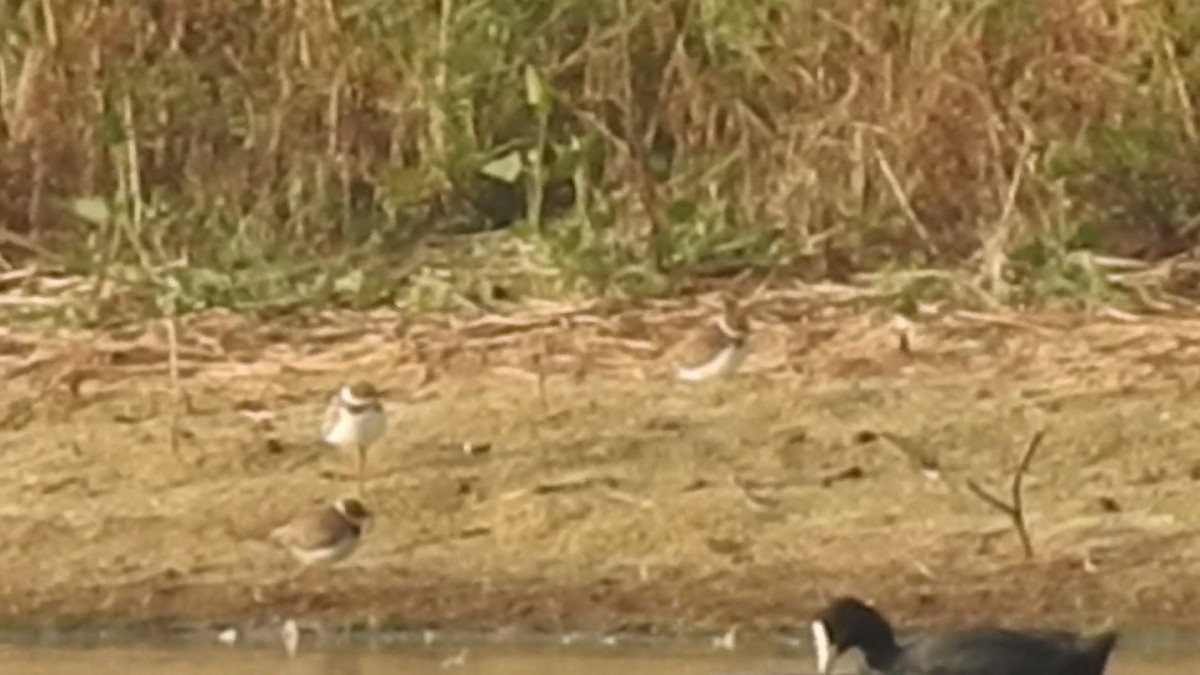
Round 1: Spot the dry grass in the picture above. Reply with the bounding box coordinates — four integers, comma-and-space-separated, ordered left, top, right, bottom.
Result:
1, 0, 1199, 319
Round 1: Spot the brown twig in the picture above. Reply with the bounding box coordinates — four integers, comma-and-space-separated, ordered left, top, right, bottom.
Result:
964, 428, 1048, 560
165, 317, 185, 463
867, 430, 941, 479
533, 333, 549, 412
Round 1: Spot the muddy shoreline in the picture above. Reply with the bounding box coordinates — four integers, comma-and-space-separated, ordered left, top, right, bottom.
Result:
7, 550, 1200, 636
3, 304, 1200, 637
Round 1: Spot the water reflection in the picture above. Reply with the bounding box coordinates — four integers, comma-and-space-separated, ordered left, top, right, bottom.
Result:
0, 641, 1197, 674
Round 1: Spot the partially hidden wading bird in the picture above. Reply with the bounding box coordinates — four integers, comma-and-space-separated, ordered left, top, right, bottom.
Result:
321, 381, 387, 492
269, 497, 373, 570
669, 294, 750, 383
811, 596, 1118, 675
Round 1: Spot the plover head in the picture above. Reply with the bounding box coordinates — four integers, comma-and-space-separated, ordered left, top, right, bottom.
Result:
340, 381, 382, 409
716, 294, 749, 346
333, 497, 372, 525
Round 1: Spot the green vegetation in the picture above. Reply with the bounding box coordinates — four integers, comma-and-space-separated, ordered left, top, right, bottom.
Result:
0, 0, 1198, 324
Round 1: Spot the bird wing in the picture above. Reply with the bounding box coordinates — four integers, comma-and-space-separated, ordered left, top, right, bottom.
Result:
319, 392, 341, 440
895, 629, 1091, 675
669, 323, 729, 369
272, 506, 354, 551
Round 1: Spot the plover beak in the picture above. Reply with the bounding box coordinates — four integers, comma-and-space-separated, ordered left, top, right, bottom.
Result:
812, 620, 835, 674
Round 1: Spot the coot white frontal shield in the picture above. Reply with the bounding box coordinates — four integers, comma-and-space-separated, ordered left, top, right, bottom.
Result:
812, 620, 834, 673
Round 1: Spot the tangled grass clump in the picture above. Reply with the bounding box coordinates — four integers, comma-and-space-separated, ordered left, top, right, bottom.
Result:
0, 0, 1198, 324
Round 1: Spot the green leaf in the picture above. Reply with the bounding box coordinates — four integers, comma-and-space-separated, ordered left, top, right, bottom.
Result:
67, 197, 111, 226
547, 139, 585, 181
665, 199, 698, 224
98, 106, 127, 146
334, 268, 365, 296
523, 64, 551, 118
480, 151, 524, 184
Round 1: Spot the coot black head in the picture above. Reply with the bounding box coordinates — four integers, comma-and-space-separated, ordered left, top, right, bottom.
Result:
811, 596, 901, 673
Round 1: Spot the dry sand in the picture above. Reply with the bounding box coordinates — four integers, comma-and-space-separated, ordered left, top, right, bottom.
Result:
2, 296, 1200, 635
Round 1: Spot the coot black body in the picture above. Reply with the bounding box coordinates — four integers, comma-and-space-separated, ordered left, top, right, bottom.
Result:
811, 596, 1118, 675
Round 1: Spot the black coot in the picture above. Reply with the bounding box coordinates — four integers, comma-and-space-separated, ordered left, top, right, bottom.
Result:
811, 596, 1118, 675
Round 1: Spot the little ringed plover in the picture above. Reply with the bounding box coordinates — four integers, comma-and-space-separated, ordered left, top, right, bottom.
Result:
269, 497, 373, 568
671, 294, 750, 382
321, 381, 387, 492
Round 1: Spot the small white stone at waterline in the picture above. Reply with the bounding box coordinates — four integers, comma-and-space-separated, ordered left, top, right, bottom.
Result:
440, 649, 468, 669
712, 626, 738, 650
281, 619, 300, 658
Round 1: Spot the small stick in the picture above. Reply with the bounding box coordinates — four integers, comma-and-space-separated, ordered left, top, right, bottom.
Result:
866, 430, 941, 480
534, 355, 547, 410
165, 317, 184, 462
964, 428, 1048, 560
533, 334, 549, 411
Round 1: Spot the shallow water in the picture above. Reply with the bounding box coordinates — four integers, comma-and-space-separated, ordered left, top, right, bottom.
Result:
0, 641, 1197, 675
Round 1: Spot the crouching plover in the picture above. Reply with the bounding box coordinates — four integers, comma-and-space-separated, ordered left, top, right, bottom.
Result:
670, 294, 750, 382
321, 381, 387, 492
269, 497, 373, 569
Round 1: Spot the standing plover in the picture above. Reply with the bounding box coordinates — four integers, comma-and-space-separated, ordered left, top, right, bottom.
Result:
321, 381, 386, 491
269, 497, 373, 568
670, 294, 750, 382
